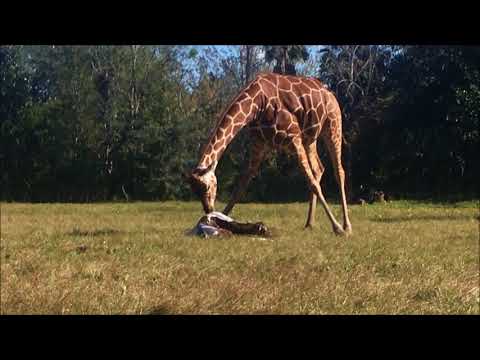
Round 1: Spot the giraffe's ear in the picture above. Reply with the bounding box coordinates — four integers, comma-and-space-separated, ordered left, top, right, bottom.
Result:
194, 162, 215, 176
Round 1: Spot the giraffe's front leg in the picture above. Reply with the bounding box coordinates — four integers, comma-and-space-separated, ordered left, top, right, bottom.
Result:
304, 141, 325, 229
305, 193, 317, 230
223, 171, 252, 215
223, 142, 267, 216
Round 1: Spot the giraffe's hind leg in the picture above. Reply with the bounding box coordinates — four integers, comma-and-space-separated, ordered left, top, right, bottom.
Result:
322, 115, 352, 235
290, 137, 344, 236
305, 141, 325, 229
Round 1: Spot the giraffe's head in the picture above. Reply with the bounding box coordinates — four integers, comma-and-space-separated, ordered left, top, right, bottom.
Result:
186, 163, 217, 214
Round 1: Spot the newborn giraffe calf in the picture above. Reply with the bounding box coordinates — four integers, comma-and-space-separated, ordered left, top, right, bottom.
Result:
190, 212, 270, 238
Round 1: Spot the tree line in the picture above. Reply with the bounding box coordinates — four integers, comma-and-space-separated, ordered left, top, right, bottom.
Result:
1, 45, 478, 203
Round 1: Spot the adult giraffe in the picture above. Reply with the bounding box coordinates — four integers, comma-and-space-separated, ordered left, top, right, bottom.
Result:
186, 72, 352, 236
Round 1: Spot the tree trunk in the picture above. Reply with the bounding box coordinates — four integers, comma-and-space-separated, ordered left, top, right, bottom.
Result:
245, 45, 251, 85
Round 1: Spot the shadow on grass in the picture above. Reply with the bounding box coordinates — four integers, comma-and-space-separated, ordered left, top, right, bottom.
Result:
67, 228, 124, 237
147, 305, 173, 315
371, 214, 478, 223
184, 225, 280, 239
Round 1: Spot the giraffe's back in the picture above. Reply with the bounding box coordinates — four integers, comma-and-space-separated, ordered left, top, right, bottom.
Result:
247, 73, 339, 150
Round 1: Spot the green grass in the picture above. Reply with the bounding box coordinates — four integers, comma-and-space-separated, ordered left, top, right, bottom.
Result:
1, 200, 479, 314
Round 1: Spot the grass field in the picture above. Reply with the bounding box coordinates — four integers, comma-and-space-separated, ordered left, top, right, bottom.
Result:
1, 200, 478, 314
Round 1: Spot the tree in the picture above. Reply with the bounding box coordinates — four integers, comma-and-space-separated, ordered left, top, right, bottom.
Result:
2, 45, 478, 203
264, 45, 309, 75
318, 45, 398, 199
380, 46, 480, 198
1, 46, 31, 200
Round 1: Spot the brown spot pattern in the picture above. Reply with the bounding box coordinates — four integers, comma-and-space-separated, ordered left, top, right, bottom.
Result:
198, 72, 343, 176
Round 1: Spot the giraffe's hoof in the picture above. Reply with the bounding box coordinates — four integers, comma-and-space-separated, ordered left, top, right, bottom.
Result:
333, 226, 346, 236
344, 226, 353, 236
304, 224, 314, 230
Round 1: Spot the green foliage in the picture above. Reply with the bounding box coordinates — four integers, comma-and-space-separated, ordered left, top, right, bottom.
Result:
1, 45, 479, 202
318, 45, 479, 200
379, 46, 480, 198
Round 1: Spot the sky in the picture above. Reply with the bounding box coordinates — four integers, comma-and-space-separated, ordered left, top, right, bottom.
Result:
182, 45, 325, 85
192, 45, 323, 59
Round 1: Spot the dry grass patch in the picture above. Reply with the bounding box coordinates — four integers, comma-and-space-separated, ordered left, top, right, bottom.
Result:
1, 200, 478, 314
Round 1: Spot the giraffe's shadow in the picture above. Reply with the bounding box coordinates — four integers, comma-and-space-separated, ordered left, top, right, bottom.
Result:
67, 228, 124, 237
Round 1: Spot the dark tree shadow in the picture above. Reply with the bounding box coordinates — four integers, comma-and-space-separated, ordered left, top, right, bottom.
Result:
67, 228, 124, 237
147, 305, 173, 315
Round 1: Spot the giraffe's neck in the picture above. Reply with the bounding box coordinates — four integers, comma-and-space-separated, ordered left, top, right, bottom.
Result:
196, 92, 261, 170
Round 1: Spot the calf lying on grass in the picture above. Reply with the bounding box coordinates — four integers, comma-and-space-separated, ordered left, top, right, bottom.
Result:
188, 211, 271, 238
